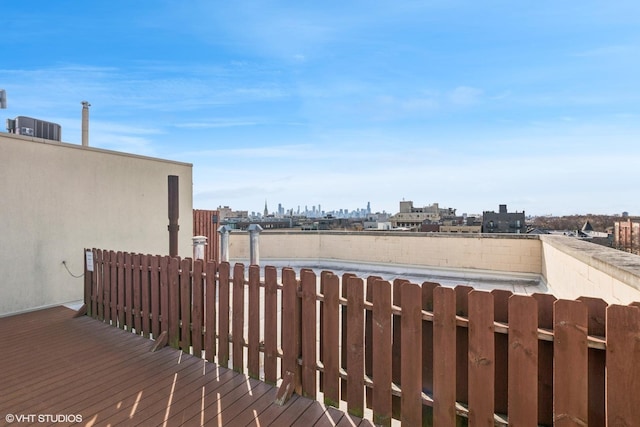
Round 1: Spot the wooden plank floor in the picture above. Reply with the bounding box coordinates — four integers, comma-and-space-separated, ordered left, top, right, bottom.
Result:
0, 306, 374, 427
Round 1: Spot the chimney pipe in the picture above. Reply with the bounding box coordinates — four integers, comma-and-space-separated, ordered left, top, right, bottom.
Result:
168, 175, 180, 257
81, 101, 90, 146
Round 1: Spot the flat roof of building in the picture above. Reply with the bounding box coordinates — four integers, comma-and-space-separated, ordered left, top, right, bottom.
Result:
232, 258, 548, 295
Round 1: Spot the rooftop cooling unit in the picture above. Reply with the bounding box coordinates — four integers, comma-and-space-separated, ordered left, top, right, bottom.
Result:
6, 116, 61, 141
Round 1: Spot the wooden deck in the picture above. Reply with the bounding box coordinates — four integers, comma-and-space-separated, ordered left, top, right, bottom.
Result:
0, 306, 373, 427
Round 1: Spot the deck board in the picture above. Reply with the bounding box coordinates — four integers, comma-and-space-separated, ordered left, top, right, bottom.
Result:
0, 306, 359, 426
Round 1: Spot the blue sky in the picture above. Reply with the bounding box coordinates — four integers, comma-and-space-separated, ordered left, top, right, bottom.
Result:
2, 1, 640, 216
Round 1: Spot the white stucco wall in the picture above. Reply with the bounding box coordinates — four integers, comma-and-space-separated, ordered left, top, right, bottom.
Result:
228, 231, 542, 275
227, 230, 640, 304
0, 133, 193, 316
540, 235, 640, 304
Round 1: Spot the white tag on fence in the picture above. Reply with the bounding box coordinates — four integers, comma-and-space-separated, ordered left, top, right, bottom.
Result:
85, 250, 94, 272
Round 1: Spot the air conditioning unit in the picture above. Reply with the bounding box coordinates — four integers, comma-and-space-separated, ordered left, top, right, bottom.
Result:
6, 116, 61, 141
19, 127, 35, 136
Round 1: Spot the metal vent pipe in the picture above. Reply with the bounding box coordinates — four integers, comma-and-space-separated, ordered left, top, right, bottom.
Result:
81, 101, 90, 146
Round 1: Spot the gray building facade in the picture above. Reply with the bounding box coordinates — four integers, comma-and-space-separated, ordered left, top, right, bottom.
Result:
482, 204, 526, 233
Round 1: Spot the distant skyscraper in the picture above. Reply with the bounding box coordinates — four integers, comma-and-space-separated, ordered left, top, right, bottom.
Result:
367, 201, 371, 214
264, 200, 268, 217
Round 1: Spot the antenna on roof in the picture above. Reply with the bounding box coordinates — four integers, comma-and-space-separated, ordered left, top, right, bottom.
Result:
0, 90, 6, 109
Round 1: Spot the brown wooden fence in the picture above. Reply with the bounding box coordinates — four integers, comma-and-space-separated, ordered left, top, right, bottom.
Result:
84, 248, 640, 426
193, 209, 220, 262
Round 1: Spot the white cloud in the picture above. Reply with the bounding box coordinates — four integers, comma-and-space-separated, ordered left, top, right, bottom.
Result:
449, 86, 483, 106
174, 120, 261, 129
572, 44, 636, 57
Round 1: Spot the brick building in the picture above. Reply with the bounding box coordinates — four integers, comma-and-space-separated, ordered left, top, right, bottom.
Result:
614, 218, 640, 255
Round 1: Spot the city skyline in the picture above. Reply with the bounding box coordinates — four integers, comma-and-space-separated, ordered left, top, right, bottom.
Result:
2, 2, 640, 216
242, 198, 629, 219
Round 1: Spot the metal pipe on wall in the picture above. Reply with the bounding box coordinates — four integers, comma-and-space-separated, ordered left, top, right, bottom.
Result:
168, 175, 179, 257
81, 101, 90, 146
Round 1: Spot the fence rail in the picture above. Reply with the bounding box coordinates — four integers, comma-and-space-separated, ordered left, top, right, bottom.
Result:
84, 248, 640, 426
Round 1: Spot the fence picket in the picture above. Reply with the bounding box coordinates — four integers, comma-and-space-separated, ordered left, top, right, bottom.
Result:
421, 281, 439, 408
218, 262, 230, 367
346, 276, 365, 418
365, 275, 382, 409
167, 257, 180, 348
578, 296, 606, 427
150, 255, 160, 337
301, 269, 317, 398
263, 266, 278, 384
372, 279, 392, 427
508, 294, 538, 426
132, 254, 141, 334
553, 299, 588, 426
606, 304, 640, 425
117, 252, 125, 329
391, 278, 408, 419
533, 292, 556, 426
401, 282, 422, 426
322, 272, 340, 407
140, 254, 150, 338
123, 253, 132, 330
491, 288, 511, 416
455, 285, 473, 407
109, 250, 117, 324
192, 259, 204, 357
93, 249, 104, 321
159, 256, 169, 335
341, 273, 357, 401
204, 260, 217, 363
248, 264, 260, 379
84, 249, 92, 317
180, 258, 192, 352
90, 249, 98, 319
282, 268, 301, 394
103, 250, 111, 324
319, 271, 327, 394
433, 286, 457, 427
232, 263, 245, 372
468, 290, 495, 426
